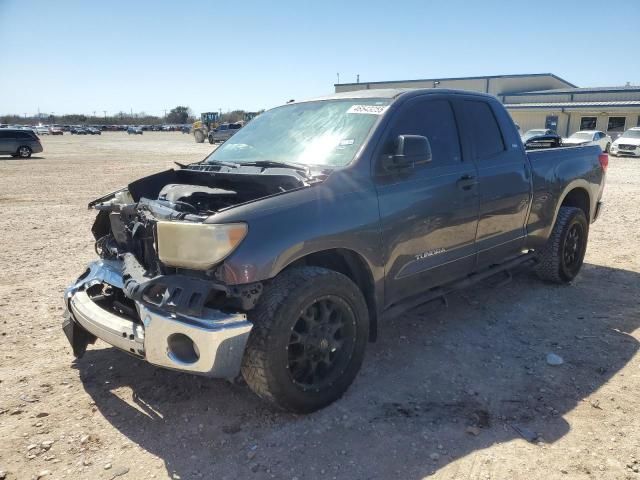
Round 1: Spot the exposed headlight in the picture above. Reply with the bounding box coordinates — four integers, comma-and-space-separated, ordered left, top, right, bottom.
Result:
157, 222, 247, 270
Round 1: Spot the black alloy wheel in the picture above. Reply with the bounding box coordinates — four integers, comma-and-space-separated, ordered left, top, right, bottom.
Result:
287, 296, 357, 390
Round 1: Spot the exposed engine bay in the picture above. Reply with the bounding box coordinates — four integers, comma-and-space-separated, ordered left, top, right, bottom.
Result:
89, 163, 319, 277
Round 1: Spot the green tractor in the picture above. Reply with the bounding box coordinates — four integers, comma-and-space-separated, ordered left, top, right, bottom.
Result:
192, 111, 220, 143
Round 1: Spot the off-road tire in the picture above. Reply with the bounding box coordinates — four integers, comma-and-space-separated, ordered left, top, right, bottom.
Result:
241, 266, 369, 413
535, 206, 588, 283
208, 135, 214, 145
17, 146, 32, 158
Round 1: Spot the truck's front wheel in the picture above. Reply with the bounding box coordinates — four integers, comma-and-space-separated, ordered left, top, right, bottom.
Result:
241, 266, 369, 413
535, 206, 589, 283
194, 129, 205, 143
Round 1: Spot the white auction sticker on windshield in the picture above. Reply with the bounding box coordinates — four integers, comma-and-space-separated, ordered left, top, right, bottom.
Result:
347, 105, 389, 115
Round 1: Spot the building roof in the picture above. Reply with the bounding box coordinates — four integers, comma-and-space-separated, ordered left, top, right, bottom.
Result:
507, 86, 640, 96
335, 73, 577, 88
506, 100, 640, 109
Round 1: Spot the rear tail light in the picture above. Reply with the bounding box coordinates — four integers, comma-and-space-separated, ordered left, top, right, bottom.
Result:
598, 153, 609, 172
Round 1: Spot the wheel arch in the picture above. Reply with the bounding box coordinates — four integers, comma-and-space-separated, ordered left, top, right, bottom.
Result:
286, 248, 379, 342
559, 185, 591, 221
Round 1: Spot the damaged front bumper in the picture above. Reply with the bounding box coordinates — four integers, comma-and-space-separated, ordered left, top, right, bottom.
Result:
63, 259, 253, 379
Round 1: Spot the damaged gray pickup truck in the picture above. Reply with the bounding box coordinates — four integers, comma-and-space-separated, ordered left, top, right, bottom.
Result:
64, 89, 606, 413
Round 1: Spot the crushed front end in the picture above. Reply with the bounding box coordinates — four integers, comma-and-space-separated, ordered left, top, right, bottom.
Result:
63, 164, 310, 378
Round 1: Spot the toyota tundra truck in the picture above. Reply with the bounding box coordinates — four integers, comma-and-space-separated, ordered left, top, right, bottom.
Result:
63, 89, 607, 413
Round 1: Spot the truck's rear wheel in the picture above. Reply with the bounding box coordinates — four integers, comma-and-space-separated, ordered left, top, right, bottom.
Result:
241, 266, 369, 413
194, 130, 205, 143
535, 206, 588, 283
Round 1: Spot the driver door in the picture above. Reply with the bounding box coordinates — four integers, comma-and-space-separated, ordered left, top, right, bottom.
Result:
375, 96, 479, 306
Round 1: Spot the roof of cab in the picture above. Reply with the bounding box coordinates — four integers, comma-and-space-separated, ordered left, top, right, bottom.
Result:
296, 88, 496, 104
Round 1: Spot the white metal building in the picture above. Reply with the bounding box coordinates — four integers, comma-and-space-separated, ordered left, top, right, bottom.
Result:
334, 73, 640, 138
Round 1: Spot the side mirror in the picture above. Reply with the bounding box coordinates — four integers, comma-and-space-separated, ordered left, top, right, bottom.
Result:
383, 135, 432, 171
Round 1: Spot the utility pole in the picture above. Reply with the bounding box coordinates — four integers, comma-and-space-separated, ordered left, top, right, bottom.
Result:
92, 111, 96, 118
356, 74, 359, 83
163, 109, 167, 119
337, 72, 340, 84
103, 110, 107, 119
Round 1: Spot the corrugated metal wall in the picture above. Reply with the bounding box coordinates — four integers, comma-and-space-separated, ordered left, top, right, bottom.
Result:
334, 74, 572, 95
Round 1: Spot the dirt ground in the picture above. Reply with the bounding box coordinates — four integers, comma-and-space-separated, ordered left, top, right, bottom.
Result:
0, 132, 639, 480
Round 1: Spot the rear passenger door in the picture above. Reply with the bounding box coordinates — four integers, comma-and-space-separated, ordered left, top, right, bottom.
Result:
376, 96, 480, 306
454, 98, 532, 269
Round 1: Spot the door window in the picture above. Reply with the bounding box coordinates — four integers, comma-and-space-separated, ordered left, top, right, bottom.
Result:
461, 100, 505, 160
607, 117, 626, 133
384, 98, 462, 166
545, 115, 558, 132
580, 117, 597, 130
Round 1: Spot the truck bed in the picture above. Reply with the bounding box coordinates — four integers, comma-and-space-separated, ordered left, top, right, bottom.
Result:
525, 144, 605, 248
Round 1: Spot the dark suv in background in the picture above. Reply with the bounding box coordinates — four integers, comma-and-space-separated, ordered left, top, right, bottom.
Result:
0, 129, 43, 158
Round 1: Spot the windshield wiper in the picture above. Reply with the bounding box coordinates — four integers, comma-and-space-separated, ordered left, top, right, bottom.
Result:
204, 159, 239, 168
237, 160, 309, 172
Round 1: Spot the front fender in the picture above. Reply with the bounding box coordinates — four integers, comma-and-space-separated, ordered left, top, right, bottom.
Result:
216, 182, 384, 286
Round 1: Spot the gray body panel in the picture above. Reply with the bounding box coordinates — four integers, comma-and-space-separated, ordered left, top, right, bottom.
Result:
208, 90, 605, 318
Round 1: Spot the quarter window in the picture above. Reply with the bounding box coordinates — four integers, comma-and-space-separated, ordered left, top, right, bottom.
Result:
580, 117, 597, 130
607, 117, 626, 133
462, 101, 505, 160
386, 99, 462, 166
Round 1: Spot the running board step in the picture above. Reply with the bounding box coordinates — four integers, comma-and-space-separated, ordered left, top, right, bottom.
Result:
382, 252, 537, 320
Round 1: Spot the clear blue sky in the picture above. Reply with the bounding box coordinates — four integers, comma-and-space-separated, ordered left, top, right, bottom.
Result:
1, 0, 639, 117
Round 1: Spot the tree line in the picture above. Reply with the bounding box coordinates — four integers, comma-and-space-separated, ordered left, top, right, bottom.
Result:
1, 106, 262, 126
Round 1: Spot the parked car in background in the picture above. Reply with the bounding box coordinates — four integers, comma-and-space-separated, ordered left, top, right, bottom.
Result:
87, 127, 102, 135
70, 126, 88, 135
523, 132, 563, 150
610, 127, 640, 157
50, 127, 64, 135
521, 128, 555, 142
181, 125, 191, 134
35, 126, 50, 135
563, 130, 612, 152
208, 122, 242, 144
0, 128, 43, 158
127, 126, 143, 135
